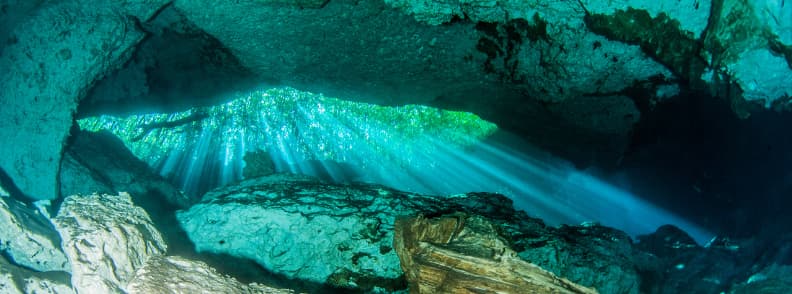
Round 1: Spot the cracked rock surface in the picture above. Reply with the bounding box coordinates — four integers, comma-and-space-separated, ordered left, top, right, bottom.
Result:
177, 173, 640, 292
0, 254, 74, 294
53, 192, 167, 293
0, 195, 69, 272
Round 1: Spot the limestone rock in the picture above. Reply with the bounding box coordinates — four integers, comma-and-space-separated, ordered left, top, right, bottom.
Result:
127, 255, 294, 294
178, 173, 640, 292
0, 196, 70, 272
394, 214, 597, 294
0, 254, 74, 294
177, 173, 527, 291
53, 193, 167, 293
59, 130, 191, 208
0, 0, 169, 200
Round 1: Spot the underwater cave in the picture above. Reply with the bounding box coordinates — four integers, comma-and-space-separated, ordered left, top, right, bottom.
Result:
2, 0, 792, 293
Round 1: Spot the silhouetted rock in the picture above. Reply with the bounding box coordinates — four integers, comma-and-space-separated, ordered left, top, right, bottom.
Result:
60, 130, 191, 208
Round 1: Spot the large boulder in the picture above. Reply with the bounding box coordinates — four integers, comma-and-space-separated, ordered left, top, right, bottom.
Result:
0, 0, 170, 201
177, 173, 640, 292
53, 193, 167, 293
0, 196, 70, 272
127, 255, 294, 294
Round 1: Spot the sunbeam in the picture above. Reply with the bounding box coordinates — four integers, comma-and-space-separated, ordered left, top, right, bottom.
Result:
79, 86, 712, 244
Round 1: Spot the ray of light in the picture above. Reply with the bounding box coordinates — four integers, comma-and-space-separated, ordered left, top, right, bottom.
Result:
78, 86, 712, 243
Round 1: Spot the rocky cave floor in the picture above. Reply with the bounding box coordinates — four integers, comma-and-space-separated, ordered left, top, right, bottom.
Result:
1, 129, 791, 294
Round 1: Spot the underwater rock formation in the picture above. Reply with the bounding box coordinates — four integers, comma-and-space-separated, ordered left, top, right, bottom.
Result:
177, 173, 642, 292
177, 173, 519, 291
393, 214, 597, 293
53, 193, 168, 293
0, 196, 69, 272
0, 0, 170, 201
60, 130, 191, 208
0, 254, 74, 294
242, 149, 276, 179
126, 256, 294, 294
728, 264, 792, 294
513, 223, 640, 294
631, 225, 792, 294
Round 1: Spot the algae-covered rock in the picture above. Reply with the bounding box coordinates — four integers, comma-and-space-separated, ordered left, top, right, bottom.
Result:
53, 193, 167, 293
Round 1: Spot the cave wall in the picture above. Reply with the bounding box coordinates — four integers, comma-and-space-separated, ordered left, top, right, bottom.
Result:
0, 1, 172, 200
1, 0, 791, 201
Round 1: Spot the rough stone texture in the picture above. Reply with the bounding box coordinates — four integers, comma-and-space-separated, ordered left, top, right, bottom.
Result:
726, 48, 792, 108
512, 223, 640, 294
60, 130, 191, 208
631, 225, 772, 294
127, 255, 294, 294
0, 254, 74, 294
0, 0, 169, 201
178, 174, 521, 291
698, 0, 792, 111
394, 214, 597, 294
178, 173, 640, 292
0, 196, 70, 272
53, 193, 167, 293
729, 264, 792, 294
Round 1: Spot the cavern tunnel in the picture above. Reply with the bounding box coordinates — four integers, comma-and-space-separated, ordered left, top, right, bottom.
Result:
2, 0, 792, 293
